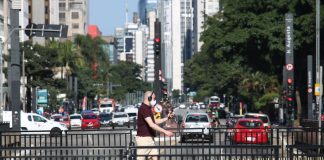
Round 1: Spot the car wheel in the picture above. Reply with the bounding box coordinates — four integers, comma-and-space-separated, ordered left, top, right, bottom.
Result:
50, 127, 62, 137
112, 123, 115, 129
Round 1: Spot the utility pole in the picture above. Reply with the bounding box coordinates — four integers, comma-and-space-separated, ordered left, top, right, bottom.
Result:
10, 7, 21, 131
315, 0, 322, 147
154, 19, 162, 102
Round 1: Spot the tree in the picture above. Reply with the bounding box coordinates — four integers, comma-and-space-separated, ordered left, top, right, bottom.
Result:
109, 61, 151, 101
184, 0, 324, 111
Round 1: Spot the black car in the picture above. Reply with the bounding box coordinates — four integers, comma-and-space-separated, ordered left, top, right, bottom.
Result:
99, 113, 112, 126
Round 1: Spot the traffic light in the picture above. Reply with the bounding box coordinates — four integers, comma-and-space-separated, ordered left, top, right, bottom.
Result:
286, 77, 294, 108
154, 37, 161, 55
162, 82, 168, 100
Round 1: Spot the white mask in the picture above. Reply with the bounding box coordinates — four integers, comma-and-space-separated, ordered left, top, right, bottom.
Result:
150, 99, 157, 106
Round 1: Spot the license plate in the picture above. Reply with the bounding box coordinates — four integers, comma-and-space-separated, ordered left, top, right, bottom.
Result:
118, 122, 123, 125
88, 123, 93, 126
246, 137, 255, 141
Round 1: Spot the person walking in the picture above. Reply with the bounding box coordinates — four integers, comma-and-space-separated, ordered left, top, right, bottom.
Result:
214, 109, 220, 127
136, 91, 174, 160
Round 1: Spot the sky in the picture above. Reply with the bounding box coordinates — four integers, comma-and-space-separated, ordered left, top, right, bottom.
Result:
89, 0, 139, 36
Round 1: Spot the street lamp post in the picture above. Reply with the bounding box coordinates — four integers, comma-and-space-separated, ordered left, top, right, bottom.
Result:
0, 39, 3, 122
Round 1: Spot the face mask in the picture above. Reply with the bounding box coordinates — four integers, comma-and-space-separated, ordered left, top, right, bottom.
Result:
150, 100, 157, 106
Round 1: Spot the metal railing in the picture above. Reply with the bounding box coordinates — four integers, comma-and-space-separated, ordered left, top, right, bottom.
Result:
0, 127, 323, 159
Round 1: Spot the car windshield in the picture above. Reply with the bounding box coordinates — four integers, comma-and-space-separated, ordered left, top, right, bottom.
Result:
70, 115, 81, 119
101, 104, 112, 108
100, 114, 112, 119
186, 115, 209, 122
128, 113, 137, 117
245, 115, 269, 123
238, 121, 262, 128
114, 114, 127, 118
83, 115, 97, 119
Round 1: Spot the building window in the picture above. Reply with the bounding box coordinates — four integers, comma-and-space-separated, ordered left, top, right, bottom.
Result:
71, 12, 79, 19
59, 3, 66, 9
69, 2, 82, 9
72, 23, 79, 29
59, 13, 65, 19
45, 6, 49, 14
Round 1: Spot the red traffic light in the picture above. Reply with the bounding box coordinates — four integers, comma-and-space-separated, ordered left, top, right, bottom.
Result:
287, 97, 293, 101
287, 78, 293, 84
154, 37, 160, 43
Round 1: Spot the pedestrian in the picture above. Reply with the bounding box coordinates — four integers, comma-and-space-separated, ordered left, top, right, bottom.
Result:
136, 91, 174, 160
214, 109, 220, 127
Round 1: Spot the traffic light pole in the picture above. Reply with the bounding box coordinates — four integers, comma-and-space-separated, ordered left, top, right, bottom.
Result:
154, 19, 162, 102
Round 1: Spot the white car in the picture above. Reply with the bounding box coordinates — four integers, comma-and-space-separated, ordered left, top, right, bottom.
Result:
70, 114, 82, 128
244, 113, 271, 129
181, 113, 213, 142
179, 104, 186, 109
3, 111, 68, 137
91, 108, 100, 115
125, 107, 138, 122
112, 112, 130, 128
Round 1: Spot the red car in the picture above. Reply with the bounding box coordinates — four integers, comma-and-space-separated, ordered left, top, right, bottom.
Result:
81, 113, 100, 130
232, 118, 268, 144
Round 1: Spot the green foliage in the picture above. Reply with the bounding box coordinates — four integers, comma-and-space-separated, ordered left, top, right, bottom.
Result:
109, 61, 151, 101
184, 0, 323, 111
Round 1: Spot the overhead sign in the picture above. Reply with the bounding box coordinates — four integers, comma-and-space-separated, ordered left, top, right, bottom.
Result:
25, 23, 68, 38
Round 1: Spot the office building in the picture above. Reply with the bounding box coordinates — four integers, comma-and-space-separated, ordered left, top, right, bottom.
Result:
193, 0, 220, 53
58, 0, 88, 38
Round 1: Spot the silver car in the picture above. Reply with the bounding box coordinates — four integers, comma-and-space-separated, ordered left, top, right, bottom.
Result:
180, 113, 213, 142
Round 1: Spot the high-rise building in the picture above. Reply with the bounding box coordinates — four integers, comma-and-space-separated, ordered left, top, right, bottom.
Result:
101, 36, 118, 65
193, 0, 220, 53
159, 0, 193, 93
139, 0, 157, 24
58, 0, 88, 38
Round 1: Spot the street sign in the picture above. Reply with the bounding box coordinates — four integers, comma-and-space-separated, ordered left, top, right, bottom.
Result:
286, 64, 294, 71
25, 23, 68, 38
315, 83, 321, 96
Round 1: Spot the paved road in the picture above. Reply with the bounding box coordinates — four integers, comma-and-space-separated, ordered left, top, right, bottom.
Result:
5, 108, 287, 159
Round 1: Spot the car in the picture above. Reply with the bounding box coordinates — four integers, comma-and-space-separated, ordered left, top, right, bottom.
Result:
180, 113, 213, 142
70, 114, 82, 128
225, 115, 244, 139
198, 102, 206, 109
99, 113, 112, 126
231, 118, 268, 144
81, 113, 100, 130
226, 115, 244, 127
112, 112, 130, 128
190, 103, 199, 110
91, 108, 100, 115
244, 113, 271, 129
80, 110, 94, 115
50, 114, 71, 130
179, 104, 186, 109
125, 107, 138, 123
4, 111, 68, 136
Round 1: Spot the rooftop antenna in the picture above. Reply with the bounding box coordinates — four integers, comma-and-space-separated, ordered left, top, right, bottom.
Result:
125, 0, 128, 26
